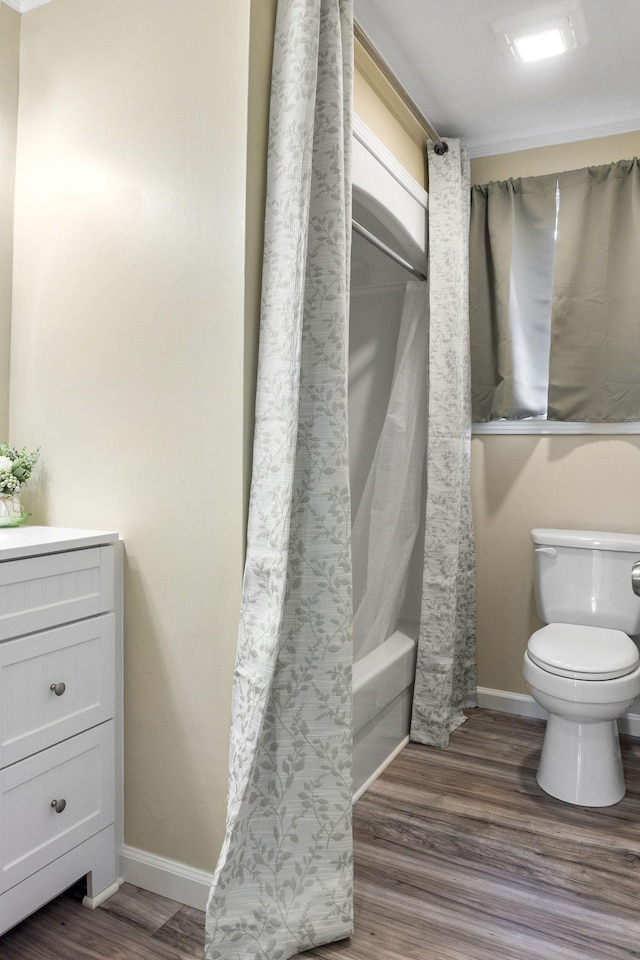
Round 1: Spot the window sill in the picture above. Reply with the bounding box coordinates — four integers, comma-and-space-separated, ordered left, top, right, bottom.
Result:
472, 421, 640, 435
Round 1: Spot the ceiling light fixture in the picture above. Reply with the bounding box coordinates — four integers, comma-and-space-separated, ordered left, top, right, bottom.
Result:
514, 28, 567, 62
492, 0, 589, 65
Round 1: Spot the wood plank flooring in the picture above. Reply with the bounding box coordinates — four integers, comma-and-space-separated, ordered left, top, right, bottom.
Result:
305, 709, 640, 960
0, 881, 205, 959
2, 709, 639, 959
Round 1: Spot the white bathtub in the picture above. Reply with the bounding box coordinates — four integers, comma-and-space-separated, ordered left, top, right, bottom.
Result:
353, 622, 418, 800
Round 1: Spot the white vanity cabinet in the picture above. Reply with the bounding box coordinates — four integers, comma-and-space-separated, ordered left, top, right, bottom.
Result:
0, 527, 122, 935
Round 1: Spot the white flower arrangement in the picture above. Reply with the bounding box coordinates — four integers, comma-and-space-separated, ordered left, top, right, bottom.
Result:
0, 444, 40, 496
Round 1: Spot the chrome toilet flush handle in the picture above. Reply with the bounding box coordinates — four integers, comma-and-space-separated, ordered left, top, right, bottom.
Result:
535, 547, 557, 558
632, 561, 640, 597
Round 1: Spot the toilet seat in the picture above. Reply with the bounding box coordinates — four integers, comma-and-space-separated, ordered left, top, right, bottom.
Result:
528, 623, 640, 681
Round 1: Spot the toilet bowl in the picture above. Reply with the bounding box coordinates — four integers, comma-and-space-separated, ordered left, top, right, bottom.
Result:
525, 529, 640, 807
524, 624, 640, 805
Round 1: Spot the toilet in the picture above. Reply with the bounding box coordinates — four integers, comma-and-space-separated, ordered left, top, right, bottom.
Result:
523, 528, 640, 807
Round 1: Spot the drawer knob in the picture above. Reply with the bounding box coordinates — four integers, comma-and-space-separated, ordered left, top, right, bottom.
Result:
50, 798, 67, 814
49, 682, 66, 697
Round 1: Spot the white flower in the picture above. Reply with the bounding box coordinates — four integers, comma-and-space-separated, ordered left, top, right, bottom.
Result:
0, 456, 12, 472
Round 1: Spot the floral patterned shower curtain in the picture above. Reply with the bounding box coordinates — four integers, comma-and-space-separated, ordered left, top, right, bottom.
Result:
410, 139, 478, 748
205, 1, 353, 958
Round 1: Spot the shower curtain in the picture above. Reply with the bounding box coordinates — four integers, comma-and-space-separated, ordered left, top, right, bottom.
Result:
205, 1, 353, 958
410, 139, 478, 748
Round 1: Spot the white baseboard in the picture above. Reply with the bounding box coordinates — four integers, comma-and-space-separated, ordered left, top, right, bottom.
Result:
119, 845, 212, 912
477, 687, 547, 721
477, 686, 640, 738
83, 879, 123, 911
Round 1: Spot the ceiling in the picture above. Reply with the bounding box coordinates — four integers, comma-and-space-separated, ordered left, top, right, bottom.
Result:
354, 0, 640, 157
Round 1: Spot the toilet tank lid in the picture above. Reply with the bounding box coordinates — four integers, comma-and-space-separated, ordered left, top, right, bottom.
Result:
531, 528, 640, 552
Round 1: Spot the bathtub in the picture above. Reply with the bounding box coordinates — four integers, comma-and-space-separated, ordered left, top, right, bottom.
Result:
353, 622, 418, 800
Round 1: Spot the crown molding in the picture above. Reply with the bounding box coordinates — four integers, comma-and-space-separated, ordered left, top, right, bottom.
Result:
467, 115, 640, 158
2, 0, 52, 11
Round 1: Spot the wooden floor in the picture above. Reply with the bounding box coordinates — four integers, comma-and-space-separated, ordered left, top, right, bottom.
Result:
3, 709, 640, 959
0, 880, 205, 959
306, 709, 640, 960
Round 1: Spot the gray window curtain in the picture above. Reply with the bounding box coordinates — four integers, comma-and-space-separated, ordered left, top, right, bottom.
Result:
410, 140, 478, 749
549, 159, 640, 420
469, 174, 558, 421
205, 1, 353, 958
470, 157, 640, 422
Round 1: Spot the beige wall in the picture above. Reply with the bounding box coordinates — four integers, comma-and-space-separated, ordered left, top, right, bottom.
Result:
354, 40, 426, 188
0, 4, 20, 439
9, 0, 271, 873
470, 130, 640, 185
470, 131, 640, 696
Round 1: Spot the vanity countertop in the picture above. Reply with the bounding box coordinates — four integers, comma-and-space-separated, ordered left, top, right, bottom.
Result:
0, 526, 119, 561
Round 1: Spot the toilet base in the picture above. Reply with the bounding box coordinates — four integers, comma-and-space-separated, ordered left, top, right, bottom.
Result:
537, 713, 626, 807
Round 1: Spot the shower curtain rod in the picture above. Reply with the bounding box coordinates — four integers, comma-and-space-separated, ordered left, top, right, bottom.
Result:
352, 218, 427, 281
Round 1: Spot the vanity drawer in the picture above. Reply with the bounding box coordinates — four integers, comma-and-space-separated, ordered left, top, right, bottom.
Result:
0, 721, 114, 893
0, 546, 114, 642
0, 615, 115, 767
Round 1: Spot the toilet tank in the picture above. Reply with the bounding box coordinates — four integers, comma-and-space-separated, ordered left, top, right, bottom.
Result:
532, 528, 640, 634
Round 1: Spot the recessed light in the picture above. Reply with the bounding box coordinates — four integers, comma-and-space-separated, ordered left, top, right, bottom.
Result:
513, 28, 568, 62
492, 0, 588, 65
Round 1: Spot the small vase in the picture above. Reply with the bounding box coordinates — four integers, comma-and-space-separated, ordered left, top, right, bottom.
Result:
0, 493, 29, 527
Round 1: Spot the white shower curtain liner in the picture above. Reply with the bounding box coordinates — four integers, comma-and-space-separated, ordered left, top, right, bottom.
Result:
205, 1, 354, 958
352, 280, 429, 661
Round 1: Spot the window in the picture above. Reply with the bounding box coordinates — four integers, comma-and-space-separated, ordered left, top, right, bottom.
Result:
469, 158, 640, 432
